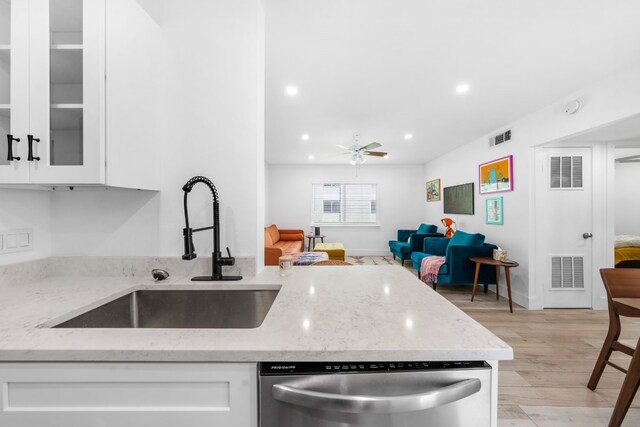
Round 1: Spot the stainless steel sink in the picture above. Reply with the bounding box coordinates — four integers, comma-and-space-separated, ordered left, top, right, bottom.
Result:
53, 289, 279, 329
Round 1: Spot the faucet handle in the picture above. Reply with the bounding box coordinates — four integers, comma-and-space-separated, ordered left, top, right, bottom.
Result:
218, 247, 235, 266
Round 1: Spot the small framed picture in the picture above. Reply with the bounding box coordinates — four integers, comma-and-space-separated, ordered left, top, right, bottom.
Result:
486, 197, 503, 225
426, 178, 441, 202
479, 155, 513, 194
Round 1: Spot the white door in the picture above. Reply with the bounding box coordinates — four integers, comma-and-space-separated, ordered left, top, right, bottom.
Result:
28, 0, 105, 184
536, 147, 593, 308
0, 0, 30, 184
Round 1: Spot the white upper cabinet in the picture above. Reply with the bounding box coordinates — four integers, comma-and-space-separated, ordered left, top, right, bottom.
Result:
29, 0, 105, 184
0, 0, 161, 190
0, 0, 30, 183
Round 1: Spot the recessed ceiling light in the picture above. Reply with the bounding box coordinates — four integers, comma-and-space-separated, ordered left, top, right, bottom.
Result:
308, 155, 314, 160
286, 86, 298, 96
404, 133, 413, 140
301, 134, 310, 141
383, 154, 390, 159
455, 83, 470, 94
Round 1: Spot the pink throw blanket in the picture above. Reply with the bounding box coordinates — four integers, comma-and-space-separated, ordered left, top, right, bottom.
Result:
420, 256, 446, 284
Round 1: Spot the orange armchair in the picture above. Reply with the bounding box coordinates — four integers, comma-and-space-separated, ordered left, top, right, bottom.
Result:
264, 224, 305, 265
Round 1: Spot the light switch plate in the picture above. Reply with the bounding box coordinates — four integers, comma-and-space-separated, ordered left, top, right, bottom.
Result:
0, 229, 34, 255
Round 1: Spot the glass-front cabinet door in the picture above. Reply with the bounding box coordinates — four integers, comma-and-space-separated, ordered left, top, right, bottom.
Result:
0, 0, 29, 183
28, 0, 105, 184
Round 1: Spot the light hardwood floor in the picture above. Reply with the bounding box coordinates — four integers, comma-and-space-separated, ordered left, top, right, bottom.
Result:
434, 284, 640, 426
385, 257, 640, 427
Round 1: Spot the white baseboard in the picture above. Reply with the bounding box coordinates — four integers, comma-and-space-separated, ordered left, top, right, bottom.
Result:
490, 285, 535, 310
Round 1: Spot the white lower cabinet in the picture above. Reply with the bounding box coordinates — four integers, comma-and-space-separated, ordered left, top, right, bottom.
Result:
0, 362, 257, 427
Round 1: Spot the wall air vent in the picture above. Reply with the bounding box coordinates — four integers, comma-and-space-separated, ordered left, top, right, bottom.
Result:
551, 255, 584, 289
489, 129, 512, 148
549, 156, 583, 189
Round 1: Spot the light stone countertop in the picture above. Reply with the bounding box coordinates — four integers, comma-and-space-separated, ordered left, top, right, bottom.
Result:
0, 265, 513, 362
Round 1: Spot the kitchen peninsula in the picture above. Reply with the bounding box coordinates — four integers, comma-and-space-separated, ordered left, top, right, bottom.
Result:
0, 263, 512, 426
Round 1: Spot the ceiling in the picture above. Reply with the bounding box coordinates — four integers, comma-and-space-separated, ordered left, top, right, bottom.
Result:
265, 0, 640, 165
562, 113, 640, 145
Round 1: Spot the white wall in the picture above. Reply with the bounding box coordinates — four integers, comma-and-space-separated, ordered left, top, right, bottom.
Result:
49, 0, 265, 267
424, 140, 529, 304
267, 164, 426, 255
50, 189, 160, 256
0, 189, 51, 265
615, 162, 640, 235
425, 62, 640, 309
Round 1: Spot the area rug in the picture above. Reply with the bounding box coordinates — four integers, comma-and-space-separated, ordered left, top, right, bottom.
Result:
345, 256, 396, 266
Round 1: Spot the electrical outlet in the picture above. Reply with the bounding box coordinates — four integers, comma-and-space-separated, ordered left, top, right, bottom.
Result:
0, 229, 34, 254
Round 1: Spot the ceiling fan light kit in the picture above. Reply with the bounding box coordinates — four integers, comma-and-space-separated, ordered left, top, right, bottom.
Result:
349, 154, 367, 165
338, 135, 388, 166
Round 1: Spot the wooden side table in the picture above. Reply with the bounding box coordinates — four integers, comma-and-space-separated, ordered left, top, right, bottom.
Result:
306, 234, 325, 252
469, 257, 519, 313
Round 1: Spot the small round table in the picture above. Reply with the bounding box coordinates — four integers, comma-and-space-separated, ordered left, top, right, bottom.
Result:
469, 257, 519, 313
306, 234, 326, 252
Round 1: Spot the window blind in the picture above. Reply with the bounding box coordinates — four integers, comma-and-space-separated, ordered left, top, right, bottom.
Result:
312, 183, 377, 224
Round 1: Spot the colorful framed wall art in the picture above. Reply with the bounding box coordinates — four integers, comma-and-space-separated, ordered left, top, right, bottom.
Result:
479, 155, 513, 194
426, 178, 441, 202
486, 196, 504, 225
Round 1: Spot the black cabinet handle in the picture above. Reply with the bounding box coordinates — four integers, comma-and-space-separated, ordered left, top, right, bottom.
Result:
27, 135, 41, 161
6, 134, 20, 161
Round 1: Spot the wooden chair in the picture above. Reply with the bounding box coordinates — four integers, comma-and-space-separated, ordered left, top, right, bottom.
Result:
588, 268, 640, 427
312, 260, 352, 266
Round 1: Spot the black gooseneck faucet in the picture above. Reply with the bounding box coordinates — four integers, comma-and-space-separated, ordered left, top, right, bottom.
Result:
182, 176, 242, 281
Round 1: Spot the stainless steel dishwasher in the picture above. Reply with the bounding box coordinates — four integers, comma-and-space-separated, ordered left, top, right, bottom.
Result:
259, 361, 491, 427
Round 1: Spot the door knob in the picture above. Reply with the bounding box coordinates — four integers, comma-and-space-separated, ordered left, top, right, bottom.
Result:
6, 134, 20, 161
583, 233, 593, 239
27, 135, 41, 161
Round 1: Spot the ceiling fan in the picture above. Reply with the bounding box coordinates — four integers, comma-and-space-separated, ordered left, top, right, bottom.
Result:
337, 134, 388, 165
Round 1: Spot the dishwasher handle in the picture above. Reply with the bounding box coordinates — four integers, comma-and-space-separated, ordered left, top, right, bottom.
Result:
272, 377, 481, 414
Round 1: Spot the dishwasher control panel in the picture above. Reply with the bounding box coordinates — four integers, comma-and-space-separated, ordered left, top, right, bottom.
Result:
260, 360, 489, 375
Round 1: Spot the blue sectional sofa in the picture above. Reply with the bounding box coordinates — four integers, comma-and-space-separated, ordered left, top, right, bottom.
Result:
388, 223, 444, 265
411, 231, 498, 290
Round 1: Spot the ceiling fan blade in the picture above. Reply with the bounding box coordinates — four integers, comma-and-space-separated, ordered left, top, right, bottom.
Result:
336, 145, 351, 150
362, 142, 382, 150
364, 151, 387, 157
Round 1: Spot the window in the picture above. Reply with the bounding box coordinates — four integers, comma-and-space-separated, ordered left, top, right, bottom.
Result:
312, 183, 378, 224
323, 200, 341, 214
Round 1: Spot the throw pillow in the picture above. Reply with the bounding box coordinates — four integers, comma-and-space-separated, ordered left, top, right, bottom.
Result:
449, 230, 485, 246
417, 223, 437, 234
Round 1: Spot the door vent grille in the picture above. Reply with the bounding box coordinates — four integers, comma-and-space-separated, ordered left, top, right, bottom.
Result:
551, 256, 584, 289
549, 156, 583, 189
489, 129, 512, 147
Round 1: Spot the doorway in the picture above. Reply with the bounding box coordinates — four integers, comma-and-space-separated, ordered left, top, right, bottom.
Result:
613, 146, 640, 269
533, 114, 640, 309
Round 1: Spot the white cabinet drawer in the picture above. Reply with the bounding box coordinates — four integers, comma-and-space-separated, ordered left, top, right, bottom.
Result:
0, 362, 257, 427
